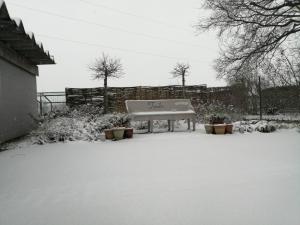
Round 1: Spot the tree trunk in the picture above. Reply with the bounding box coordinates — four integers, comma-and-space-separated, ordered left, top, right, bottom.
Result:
104, 75, 108, 114
182, 74, 186, 98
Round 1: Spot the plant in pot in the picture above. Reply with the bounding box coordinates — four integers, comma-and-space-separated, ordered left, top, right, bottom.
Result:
225, 123, 234, 134
224, 116, 233, 134
112, 127, 125, 140
204, 115, 214, 134
104, 129, 114, 140
204, 114, 225, 134
210, 114, 226, 135
213, 124, 227, 134
209, 114, 226, 124
124, 128, 134, 138
204, 124, 214, 134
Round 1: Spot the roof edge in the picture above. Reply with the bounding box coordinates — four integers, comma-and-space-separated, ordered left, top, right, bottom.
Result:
0, 1, 55, 65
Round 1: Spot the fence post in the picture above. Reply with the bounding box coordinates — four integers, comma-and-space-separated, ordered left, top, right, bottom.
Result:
39, 93, 43, 116
259, 76, 262, 120
65, 88, 68, 107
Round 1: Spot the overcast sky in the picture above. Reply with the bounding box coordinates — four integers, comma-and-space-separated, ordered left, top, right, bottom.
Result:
5, 0, 225, 92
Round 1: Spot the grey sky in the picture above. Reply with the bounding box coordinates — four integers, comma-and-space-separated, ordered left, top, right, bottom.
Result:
5, 0, 225, 92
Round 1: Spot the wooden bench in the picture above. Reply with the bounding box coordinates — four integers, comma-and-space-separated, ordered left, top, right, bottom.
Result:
125, 99, 196, 132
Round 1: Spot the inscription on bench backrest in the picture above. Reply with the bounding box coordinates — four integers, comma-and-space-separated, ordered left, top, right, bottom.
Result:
125, 99, 194, 113
147, 101, 164, 110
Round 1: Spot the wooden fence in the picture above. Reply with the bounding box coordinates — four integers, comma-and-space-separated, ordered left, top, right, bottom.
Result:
262, 85, 300, 113
65, 85, 234, 112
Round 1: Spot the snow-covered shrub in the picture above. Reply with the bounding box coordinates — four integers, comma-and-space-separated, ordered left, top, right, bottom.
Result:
44, 104, 104, 120
31, 105, 129, 144
195, 100, 241, 123
236, 120, 277, 133
255, 123, 276, 133
232, 120, 300, 133
69, 104, 104, 118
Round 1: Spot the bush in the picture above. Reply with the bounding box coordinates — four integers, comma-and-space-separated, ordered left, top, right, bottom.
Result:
31, 105, 129, 144
195, 100, 241, 123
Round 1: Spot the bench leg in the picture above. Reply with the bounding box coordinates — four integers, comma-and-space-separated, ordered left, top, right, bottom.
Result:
187, 119, 191, 130
192, 118, 196, 131
168, 120, 171, 131
149, 120, 153, 133
171, 120, 175, 132
148, 120, 151, 133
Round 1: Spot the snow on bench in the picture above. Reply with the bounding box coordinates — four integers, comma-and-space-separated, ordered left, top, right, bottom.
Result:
125, 99, 196, 132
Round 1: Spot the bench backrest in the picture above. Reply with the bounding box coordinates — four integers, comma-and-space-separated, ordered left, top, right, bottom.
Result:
125, 99, 195, 113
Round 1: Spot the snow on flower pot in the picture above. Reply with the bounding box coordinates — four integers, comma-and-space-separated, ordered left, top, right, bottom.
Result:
213, 124, 226, 135
104, 129, 114, 140
124, 128, 134, 138
225, 124, 233, 134
204, 124, 214, 134
112, 127, 125, 140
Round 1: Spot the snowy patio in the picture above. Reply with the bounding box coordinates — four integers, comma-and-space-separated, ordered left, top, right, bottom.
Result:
0, 129, 299, 225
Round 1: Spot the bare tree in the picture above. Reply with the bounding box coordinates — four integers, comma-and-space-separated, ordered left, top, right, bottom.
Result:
227, 65, 269, 113
197, 0, 300, 82
262, 48, 300, 87
171, 63, 190, 98
89, 53, 123, 114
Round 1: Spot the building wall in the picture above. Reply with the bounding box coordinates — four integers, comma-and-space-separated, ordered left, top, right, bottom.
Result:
0, 58, 38, 143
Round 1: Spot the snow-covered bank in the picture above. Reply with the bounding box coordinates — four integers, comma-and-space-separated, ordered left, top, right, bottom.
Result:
0, 130, 299, 225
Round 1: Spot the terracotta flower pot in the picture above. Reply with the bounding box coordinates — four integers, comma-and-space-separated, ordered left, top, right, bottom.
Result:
204, 124, 214, 134
124, 128, 134, 138
112, 127, 125, 140
104, 129, 114, 140
225, 124, 233, 134
213, 124, 226, 135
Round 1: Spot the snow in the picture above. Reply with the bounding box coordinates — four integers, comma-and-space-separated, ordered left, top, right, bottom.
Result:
131, 110, 195, 115
26, 31, 34, 39
12, 17, 22, 26
36, 41, 43, 49
246, 114, 300, 122
0, 129, 299, 225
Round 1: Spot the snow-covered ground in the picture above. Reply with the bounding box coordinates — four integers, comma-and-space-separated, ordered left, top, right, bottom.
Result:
0, 129, 299, 225
246, 113, 300, 121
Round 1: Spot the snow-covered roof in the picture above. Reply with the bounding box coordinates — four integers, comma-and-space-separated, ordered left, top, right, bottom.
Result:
0, 0, 4, 9
0, 1, 54, 65
12, 17, 21, 26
